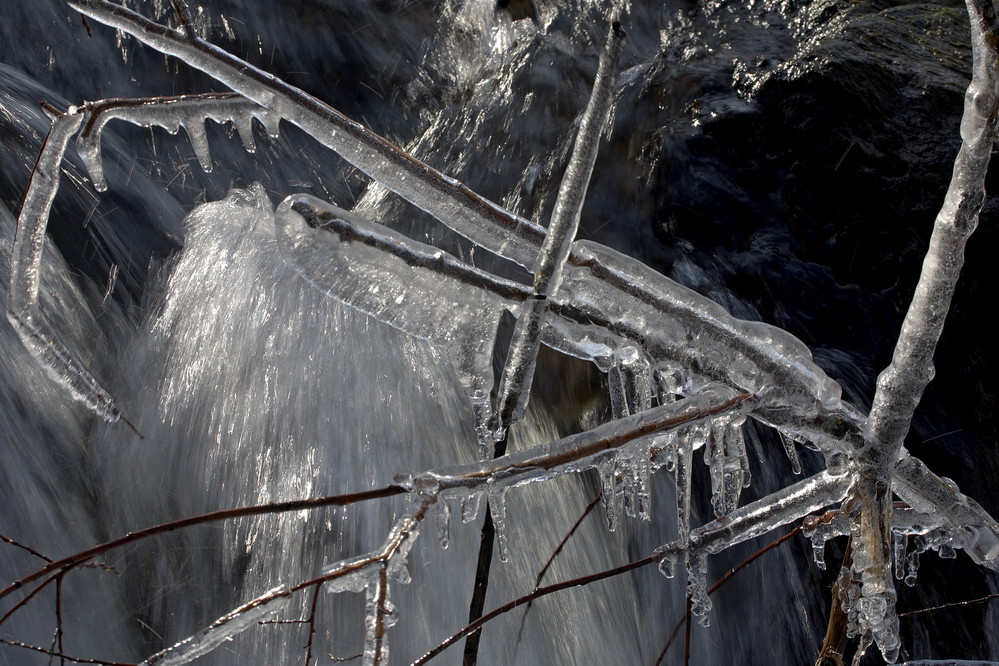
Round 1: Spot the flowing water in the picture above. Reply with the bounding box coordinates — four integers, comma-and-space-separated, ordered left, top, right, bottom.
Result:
1, 1, 997, 664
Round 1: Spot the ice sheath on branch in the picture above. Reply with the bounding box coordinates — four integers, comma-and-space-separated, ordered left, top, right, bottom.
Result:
4, 108, 124, 423
851, 0, 999, 659
493, 16, 625, 439
65, 0, 860, 452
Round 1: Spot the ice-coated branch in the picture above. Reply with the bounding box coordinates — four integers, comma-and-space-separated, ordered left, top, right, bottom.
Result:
850, 0, 999, 658
66, 0, 548, 269
138, 505, 428, 666
5, 106, 130, 427
493, 18, 625, 436
67, 0, 862, 453
864, 0, 999, 487
139, 586, 293, 666
682, 470, 853, 556
400, 387, 754, 496
7, 92, 277, 428
76, 92, 276, 189
892, 453, 999, 569
276, 194, 531, 445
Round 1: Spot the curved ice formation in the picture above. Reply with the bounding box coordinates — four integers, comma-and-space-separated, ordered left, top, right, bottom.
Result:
276, 194, 860, 451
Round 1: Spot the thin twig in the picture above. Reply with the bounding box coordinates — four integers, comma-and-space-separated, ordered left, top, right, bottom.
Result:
304, 584, 321, 665
411, 554, 656, 665
0, 572, 62, 628
0, 638, 134, 666
168, 0, 196, 35
512, 491, 603, 657
535, 491, 604, 590
682, 597, 692, 666
461, 507, 495, 666
656, 526, 804, 665
899, 592, 999, 618
0, 533, 52, 562
55, 573, 65, 666
0, 485, 406, 610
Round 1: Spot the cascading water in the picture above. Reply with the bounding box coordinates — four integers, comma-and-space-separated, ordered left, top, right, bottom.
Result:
2, 1, 998, 665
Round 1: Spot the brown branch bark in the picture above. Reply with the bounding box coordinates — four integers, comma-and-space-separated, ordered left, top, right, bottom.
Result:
0, 638, 135, 666
0, 485, 406, 612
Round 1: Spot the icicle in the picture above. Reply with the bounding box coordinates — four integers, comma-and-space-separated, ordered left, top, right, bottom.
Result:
599, 458, 619, 532
607, 364, 630, 419
435, 499, 451, 550
675, 428, 694, 545
233, 114, 257, 152
904, 542, 922, 588
473, 398, 494, 459
849, 520, 901, 663
658, 550, 678, 579
651, 432, 678, 474
624, 361, 653, 415
893, 531, 907, 580
655, 366, 681, 404
489, 489, 510, 563
461, 491, 483, 524
704, 423, 721, 516
618, 452, 638, 519
634, 445, 652, 521
802, 511, 850, 571
779, 431, 803, 475
184, 118, 213, 171
381, 598, 399, 630
686, 550, 712, 626
705, 420, 746, 517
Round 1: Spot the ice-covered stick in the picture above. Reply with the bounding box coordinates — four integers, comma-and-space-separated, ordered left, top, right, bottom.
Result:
402, 387, 753, 494
139, 505, 428, 666
853, 0, 999, 658
493, 18, 625, 440
66, 0, 547, 270
76, 92, 275, 189
8, 92, 277, 430
892, 453, 999, 569
66, 0, 862, 450
6, 106, 137, 431
276, 194, 532, 445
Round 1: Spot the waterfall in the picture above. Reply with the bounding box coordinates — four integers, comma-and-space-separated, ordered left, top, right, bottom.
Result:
3, 1, 998, 665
